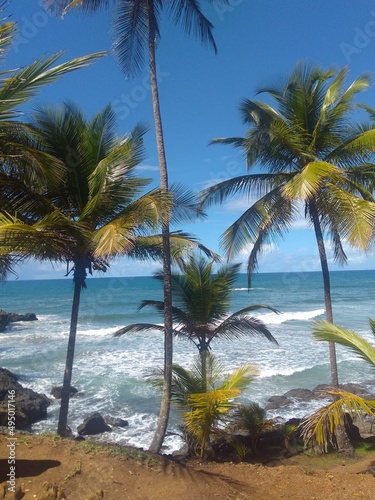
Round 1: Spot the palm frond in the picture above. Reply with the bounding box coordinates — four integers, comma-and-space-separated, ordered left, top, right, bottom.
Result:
214, 313, 278, 345
113, 323, 165, 337
0, 51, 106, 118
167, 0, 217, 53
282, 161, 343, 201
312, 320, 375, 369
299, 390, 375, 451
113, 0, 155, 77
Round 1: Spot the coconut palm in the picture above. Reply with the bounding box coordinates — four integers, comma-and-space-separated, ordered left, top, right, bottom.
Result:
114, 254, 278, 388
299, 319, 375, 452
53, 0, 232, 453
200, 63, 375, 389
170, 352, 258, 458
0, 102, 172, 435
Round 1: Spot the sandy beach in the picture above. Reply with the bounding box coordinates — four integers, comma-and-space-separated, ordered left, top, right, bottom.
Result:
1, 433, 375, 499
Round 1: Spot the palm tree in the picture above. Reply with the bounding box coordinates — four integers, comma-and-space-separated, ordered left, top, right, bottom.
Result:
299, 319, 375, 452
114, 254, 278, 388
200, 63, 375, 389
169, 352, 258, 458
53, 0, 231, 453
0, 102, 172, 435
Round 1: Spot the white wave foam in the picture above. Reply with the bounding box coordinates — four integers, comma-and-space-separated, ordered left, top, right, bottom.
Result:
230, 287, 267, 291
78, 327, 119, 337
258, 309, 325, 325
258, 365, 310, 378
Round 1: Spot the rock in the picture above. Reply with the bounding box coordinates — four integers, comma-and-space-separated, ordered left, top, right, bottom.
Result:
0, 368, 50, 428
171, 443, 189, 461
50, 386, 78, 399
284, 388, 314, 400
265, 395, 290, 410
0, 309, 37, 332
77, 412, 112, 435
104, 415, 129, 427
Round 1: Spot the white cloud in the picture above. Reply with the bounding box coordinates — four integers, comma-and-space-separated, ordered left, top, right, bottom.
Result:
135, 164, 160, 172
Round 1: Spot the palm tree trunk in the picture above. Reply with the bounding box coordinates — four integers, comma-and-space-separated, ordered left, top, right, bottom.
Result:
147, 2, 173, 454
310, 204, 354, 455
200, 350, 208, 393
57, 260, 85, 436
310, 203, 339, 388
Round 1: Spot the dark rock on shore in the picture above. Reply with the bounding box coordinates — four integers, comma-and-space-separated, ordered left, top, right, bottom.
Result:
104, 415, 128, 428
0, 368, 50, 428
51, 386, 78, 399
77, 412, 112, 435
0, 309, 38, 332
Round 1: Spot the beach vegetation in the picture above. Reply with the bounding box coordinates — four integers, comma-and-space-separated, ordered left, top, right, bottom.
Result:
199, 62, 375, 395
55, 0, 233, 454
299, 319, 375, 452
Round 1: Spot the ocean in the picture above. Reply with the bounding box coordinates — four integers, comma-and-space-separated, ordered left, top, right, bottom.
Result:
1, 269, 374, 453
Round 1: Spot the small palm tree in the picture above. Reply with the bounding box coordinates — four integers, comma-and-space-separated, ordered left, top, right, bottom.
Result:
232, 402, 274, 454
114, 255, 278, 387
299, 319, 375, 452
200, 63, 375, 390
171, 352, 258, 458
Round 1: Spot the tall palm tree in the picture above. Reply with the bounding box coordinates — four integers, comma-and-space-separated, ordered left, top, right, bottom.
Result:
0, 102, 171, 435
54, 0, 231, 452
114, 254, 278, 387
299, 319, 375, 452
200, 63, 375, 389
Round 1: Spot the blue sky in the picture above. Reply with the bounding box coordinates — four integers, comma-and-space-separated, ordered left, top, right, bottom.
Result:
5, 0, 375, 279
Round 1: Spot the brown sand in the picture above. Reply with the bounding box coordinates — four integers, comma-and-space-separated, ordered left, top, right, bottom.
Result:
1, 433, 375, 499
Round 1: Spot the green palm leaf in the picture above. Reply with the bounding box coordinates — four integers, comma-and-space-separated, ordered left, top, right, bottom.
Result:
312, 320, 375, 369
0, 52, 106, 118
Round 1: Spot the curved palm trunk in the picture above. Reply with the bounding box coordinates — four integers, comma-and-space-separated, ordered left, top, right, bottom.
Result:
147, 3, 174, 454
310, 203, 339, 387
57, 259, 86, 436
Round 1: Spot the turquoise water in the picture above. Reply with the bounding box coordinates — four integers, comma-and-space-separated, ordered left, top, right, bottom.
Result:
1, 270, 374, 451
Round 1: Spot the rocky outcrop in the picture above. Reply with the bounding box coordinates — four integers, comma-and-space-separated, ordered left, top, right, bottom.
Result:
0, 368, 50, 428
265, 382, 374, 411
77, 413, 112, 435
0, 309, 37, 332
